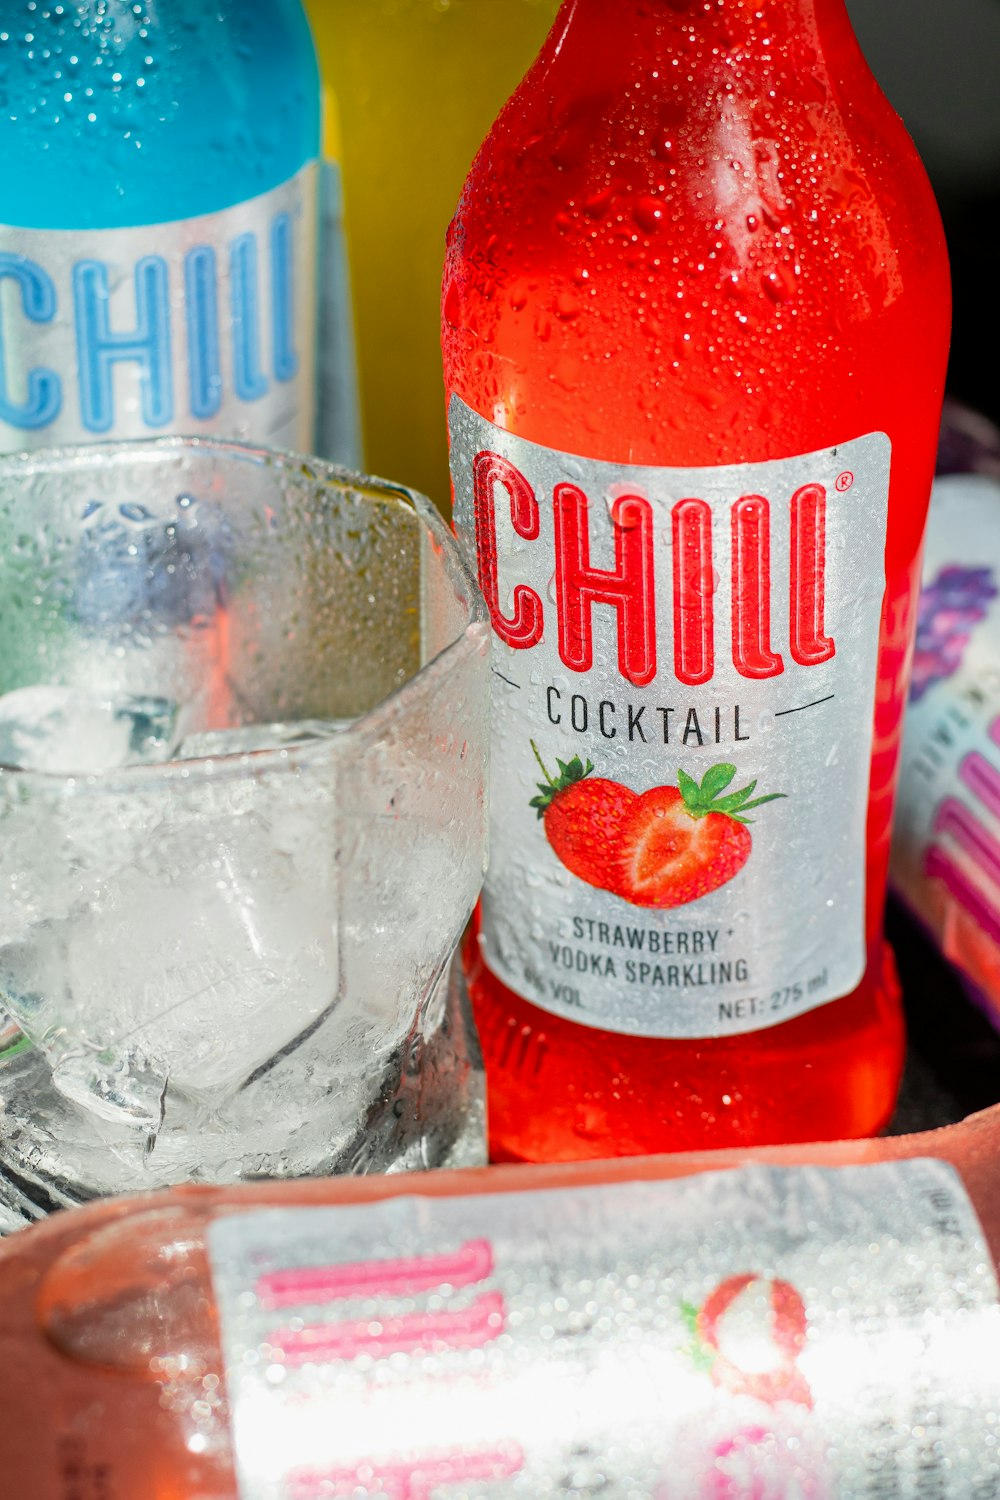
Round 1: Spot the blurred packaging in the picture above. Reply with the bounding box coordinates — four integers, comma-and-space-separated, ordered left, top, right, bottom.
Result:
306, 0, 560, 510
890, 402, 1000, 1030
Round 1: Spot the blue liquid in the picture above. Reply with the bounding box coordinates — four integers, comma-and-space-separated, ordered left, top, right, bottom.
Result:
0, 0, 320, 229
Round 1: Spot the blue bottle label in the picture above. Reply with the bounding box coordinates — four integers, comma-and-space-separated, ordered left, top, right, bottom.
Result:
0, 163, 318, 452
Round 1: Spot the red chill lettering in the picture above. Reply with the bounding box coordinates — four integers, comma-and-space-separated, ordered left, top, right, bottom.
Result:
731, 496, 783, 679
672, 497, 714, 686
472, 450, 543, 649
790, 483, 836, 666
554, 483, 656, 686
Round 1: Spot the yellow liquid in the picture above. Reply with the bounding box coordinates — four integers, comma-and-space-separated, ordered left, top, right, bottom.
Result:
307, 0, 561, 512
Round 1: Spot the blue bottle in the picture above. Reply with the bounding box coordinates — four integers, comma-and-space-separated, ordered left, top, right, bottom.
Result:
0, 1, 321, 452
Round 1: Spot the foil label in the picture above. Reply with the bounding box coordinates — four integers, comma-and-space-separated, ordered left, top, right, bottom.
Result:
448, 398, 889, 1038
209, 1161, 1000, 1498
0, 164, 318, 452
891, 473, 1000, 1021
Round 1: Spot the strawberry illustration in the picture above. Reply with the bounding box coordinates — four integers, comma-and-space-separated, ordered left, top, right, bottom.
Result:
529, 742, 636, 893
616, 763, 784, 908
693, 1273, 814, 1408
530, 748, 784, 909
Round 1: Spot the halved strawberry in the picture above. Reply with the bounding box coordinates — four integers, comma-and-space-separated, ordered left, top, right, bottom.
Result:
529, 742, 636, 893
616, 763, 785, 909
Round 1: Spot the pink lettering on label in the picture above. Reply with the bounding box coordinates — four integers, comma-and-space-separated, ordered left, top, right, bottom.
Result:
932, 796, 1000, 891
923, 755, 1000, 943
959, 750, 1000, 823
271, 1290, 506, 1366
288, 1443, 525, 1500
256, 1238, 495, 1309
701, 1426, 825, 1500
924, 846, 1000, 947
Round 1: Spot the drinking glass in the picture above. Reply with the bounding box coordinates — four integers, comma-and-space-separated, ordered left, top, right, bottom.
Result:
0, 437, 489, 1227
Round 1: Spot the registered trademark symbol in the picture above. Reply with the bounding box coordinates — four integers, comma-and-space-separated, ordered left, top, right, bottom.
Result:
836, 471, 854, 492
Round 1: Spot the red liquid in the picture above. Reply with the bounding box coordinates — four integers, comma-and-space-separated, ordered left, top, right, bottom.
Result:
443, 0, 950, 1160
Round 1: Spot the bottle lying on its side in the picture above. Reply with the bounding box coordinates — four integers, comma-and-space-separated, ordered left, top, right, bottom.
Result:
1, 1106, 999, 1496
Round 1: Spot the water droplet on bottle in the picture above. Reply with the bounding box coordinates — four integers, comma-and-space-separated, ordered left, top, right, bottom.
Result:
443, 279, 463, 330
762, 265, 796, 304
634, 195, 665, 233
119, 501, 151, 522
582, 188, 614, 221
554, 291, 580, 321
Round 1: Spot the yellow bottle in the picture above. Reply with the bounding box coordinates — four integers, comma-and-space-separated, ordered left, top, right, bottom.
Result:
307, 0, 560, 511
316, 75, 363, 469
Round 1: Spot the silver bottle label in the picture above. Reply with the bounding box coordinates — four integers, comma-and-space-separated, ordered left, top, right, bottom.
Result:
0, 164, 318, 452
209, 1160, 1000, 1498
448, 397, 889, 1038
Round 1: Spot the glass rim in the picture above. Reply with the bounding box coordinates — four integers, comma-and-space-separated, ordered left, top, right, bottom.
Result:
0, 435, 488, 787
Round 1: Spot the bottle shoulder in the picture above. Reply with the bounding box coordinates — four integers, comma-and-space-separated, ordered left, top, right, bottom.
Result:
442, 48, 950, 467
0, 0, 320, 230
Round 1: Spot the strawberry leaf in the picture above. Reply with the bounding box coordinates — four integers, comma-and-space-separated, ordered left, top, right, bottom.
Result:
700, 763, 736, 798
710, 783, 760, 814
677, 762, 786, 824
528, 741, 595, 816
677, 767, 701, 805
711, 792, 757, 815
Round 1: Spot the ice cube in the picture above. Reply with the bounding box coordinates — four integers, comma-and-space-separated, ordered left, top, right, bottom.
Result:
53, 823, 339, 1111
177, 717, 355, 759
0, 686, 184, 774
50, 1039, 170, 1129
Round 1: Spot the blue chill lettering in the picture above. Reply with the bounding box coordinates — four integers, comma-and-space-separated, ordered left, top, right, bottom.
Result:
73, 255, 173, 432
0, 254, 61, 428
184, 245, 222, 420
230, 232, 268, 402
0, 200, 299, 438
271, 212, 298, 382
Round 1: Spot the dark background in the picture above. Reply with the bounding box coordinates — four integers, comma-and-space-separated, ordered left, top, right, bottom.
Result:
847, 0, 1000, 429
844, 0, 1000, 1128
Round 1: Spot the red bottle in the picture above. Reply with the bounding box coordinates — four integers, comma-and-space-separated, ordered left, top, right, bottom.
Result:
442, 0, 950, 1161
